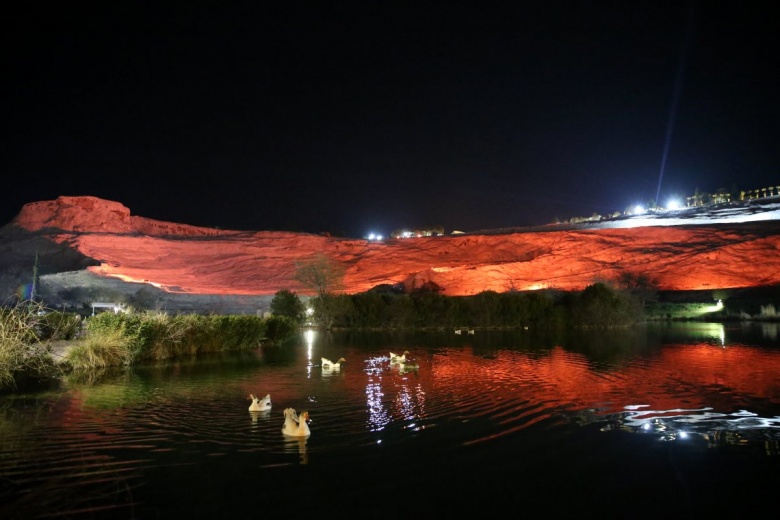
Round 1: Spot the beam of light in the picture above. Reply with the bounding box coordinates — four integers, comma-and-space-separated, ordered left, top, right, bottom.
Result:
656, 1, 698, 204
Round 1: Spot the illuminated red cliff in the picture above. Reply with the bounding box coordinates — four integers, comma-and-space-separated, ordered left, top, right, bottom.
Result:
2, 195, 780, 298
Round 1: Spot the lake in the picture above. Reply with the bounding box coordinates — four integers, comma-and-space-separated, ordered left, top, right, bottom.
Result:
2, 322, 779, 519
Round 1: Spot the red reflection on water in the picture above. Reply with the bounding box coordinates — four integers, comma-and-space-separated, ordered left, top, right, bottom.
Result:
424, 344, 780, 416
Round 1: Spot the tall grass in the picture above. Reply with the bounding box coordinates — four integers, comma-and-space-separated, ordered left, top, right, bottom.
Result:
0, 303, 59, 389
66, 327, 133, 371
1, 307, 298, 387
75, 311, 282, 364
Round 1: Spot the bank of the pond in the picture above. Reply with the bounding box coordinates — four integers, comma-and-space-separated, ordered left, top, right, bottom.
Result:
4, 283, 779, 390
0, 309, 300, 390
641, 288, 780, 322
47, 340, 74, 363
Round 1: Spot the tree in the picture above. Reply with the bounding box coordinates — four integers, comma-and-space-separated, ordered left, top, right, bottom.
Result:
128, 286, 164, 311
569, 283, 642, 328
309, 294, 354, 330
617, 271, 659, 306
469, 290, 502, 327
270, 289, 305, 323
294, 254, 345, 328
294, 253, 345, 298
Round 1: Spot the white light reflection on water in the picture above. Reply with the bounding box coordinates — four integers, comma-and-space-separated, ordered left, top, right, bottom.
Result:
395, 385, 416, 422
686, 321, 778, 346
361, 354, 428, 434
305, 328, 314, 377
364, 355, 390, 432
605, 406, 780, 448
393, 373, 426, 424
366, 380, 389, 432
682, 322, 725, 345
761, 322, 778, 341
3, 325, 780, 518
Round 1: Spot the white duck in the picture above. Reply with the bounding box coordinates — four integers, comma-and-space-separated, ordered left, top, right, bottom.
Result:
321, 357, 346, 369
283, 407, 299, 431
282, 407, 311, 437
248, 393, 272, 412
389, 350, 410, 363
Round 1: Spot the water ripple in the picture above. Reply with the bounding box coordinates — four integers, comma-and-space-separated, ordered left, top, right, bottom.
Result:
3, 329, 780, 518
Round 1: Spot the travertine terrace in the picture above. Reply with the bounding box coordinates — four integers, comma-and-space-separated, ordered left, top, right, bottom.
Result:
2, 196, 780, 300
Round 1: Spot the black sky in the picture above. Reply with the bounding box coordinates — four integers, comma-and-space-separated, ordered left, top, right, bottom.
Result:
3, 1, 777, 237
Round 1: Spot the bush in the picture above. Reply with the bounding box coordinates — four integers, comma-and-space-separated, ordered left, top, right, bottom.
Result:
81, 311, 277, 362
263, 315, 298, 344
203, 315, 267, 351
566, 283, 642, 328
270, 290, 306, 323
304, 289, 565, 330
66, 327, 132, 370
135, 311, 199, 360
84, 312, 144, 362
34, 311, 83, 341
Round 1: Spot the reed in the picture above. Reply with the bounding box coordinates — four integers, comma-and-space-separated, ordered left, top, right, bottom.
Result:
66, 327, 132, 370
137, 311, 198, 360
81, 311, 271, 362
2, 308, 294, 387
0, 303, 57, 389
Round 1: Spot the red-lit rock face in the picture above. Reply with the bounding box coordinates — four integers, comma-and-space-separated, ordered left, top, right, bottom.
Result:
8, 196, 780, 296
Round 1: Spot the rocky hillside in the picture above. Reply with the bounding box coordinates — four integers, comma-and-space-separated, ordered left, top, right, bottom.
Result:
2, 196, 780, 313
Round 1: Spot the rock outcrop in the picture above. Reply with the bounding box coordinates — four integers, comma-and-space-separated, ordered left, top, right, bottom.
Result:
2, 196, 780, 300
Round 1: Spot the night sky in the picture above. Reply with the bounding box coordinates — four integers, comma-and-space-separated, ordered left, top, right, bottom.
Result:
3, 1, 777, 237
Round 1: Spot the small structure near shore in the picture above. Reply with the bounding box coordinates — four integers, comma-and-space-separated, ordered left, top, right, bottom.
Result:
90, 302, 127, 316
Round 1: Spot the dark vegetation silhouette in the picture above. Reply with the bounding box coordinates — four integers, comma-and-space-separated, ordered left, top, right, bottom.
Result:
273, 282, 644, 330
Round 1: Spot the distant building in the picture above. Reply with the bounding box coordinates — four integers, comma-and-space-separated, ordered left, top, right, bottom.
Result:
687, 185, 780, 207
390, 225, 445, 238
90, 302, 127, 316
740, 186, 780, 200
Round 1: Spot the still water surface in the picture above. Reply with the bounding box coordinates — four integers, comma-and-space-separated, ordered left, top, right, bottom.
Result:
2, 322, 779, 519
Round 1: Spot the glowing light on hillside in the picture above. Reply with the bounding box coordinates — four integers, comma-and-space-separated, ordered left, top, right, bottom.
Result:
97, 270, 166, 289
666, 199, 682, 210
633, 205, 645, 215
